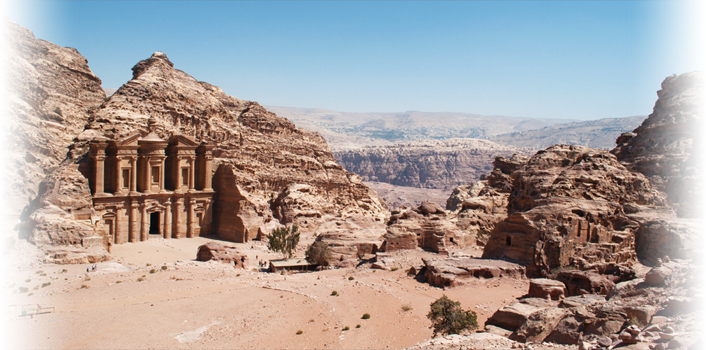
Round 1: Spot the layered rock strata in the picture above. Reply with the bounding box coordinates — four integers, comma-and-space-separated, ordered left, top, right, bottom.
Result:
446, 154, 529, 245
5, 19, 106, 219
334, 139, 526, 190
611, 71, 704, 218
20, 48, 389, 252
422, 257, 526, 288
482, 145, 672, 277
382, 202, 473, 254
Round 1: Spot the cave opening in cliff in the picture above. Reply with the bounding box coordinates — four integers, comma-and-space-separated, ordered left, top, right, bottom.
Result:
149, 212, 160, 235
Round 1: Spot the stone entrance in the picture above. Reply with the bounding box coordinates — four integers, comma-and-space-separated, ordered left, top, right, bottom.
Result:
149, 212, 160, 235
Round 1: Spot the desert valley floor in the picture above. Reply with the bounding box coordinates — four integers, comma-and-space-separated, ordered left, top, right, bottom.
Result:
2, 236, 579, 349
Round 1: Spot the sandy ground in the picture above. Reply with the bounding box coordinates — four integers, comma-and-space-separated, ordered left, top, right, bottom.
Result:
3, 236, 538, 349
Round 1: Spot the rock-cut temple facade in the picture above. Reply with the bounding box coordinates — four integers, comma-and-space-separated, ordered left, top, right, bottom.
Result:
86, 120, 215, 245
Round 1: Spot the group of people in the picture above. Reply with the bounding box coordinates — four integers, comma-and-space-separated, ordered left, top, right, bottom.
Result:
86, 264, 98, 273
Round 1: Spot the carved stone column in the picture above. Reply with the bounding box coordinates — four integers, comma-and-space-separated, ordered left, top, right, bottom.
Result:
187, 199, 196, 238
164, 200, 172, 239
140, 202, 148, 241
129, 201, 138, 242
159, 157, 168, 193
115, 203, 123, 244
188, 157, 196, 193
95, 154, 107, 196
129, 157, 138, 195
174, 198, 183, 238
204, 155, 214, 192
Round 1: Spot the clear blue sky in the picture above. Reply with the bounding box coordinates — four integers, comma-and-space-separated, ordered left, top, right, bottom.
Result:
3, 1, 704, 120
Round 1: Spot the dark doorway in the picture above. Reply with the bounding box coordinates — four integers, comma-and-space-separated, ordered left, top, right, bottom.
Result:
149, 212, 160, 235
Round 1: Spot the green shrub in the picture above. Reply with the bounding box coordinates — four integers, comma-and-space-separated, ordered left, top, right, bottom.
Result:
402, 303, 413, 312
296, 330, 303, 335
306, 241, 332, 266
80, 284, 89, 289
390, 267, 399, 271
116, 281, 122, 284
362, 313, 370, 319
343, 326, 350, 331
348, 276, 354, 281
427, 295, 478, 336
267, 225, 300, 259
41, 282, 51, 288
161, 265, 168, 270
331, 290, 338, 296
146, 263, 151, 266
137, 277, 144, 282
356, 324, 361, 328
149, 269, 157, 274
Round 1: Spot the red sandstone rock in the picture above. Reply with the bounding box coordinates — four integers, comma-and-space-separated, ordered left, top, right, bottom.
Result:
528, 278, 567, 300
196, 242, 247, 267
556, 270, 615, 296
423, 257, 525, 288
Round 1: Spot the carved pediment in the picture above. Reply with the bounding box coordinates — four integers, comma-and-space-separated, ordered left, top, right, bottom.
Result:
168, 134, 200, 147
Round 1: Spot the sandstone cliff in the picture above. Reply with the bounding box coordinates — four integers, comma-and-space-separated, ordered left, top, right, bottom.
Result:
334, 139, 527, 190
611, 72, 704, 218
482, 145, 676, 277
23, 50, 389, 249
4, 19, 106, 219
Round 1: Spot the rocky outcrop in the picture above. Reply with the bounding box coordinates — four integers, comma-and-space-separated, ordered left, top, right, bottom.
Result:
334, 139, 526, 190
446, 154, 529, 246
422, 257, 525, 287
5, 19, 106, 219
313, 215, 386, 267
527, 278, 567, 300
482, 145, 672, 277
382, 202, 473, 254
196, 242, 247, 267
20, 50, 389, 250
611, 72, 704, 218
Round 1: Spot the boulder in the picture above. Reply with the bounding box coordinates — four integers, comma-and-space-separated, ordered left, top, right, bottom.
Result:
528, 278, 567, 300
196, 242, 247, 267
423, 257, 525, 287
510, 306, 570, 343
486, 302, 547, 331
644, 266, 671, 286
556, 270, 615, 296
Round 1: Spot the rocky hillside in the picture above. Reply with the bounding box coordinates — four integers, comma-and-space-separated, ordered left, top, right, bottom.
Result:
334, 139, 528, 191
4, 19, 106, 219
490, 115, 645, 150
612, 72, 704, 218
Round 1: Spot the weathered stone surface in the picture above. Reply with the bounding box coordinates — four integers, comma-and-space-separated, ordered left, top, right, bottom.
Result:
644, 266, 671, 286
196, 242, 247, 267
19, 49, 390, 250
556, 270, 615, 296
382, 203, 473, 254
612, 72, 704, 218
528, 278, 567, 300
423, 257, 525, 288
482, 145, 670, 277
43, 246, 111, 265
486, 301, 547, 331
313, 215, 386, 267
5, 19, 106, 219
446, 154, 528, 246
24, 165, 102, 247
510, 306, 570, 343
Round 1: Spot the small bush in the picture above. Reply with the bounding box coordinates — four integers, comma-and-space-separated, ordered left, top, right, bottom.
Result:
306, 241, 333, 266
137, 277, 144, 282
18, 287, 28, 293
356, 324, 361, 328
427, 295, 478, 336
296, 330, 303, 335
60, 269, 68, 273
161, 265, 168, 270
146, 263, 152, 266
390, 267, 399, 271
331, 290, 338, 296
149, 269, 157, 274
402, 303, 413, 312
116, 281, 122, 284
41, 282, 51, 288
25, 279, 30, 283
348, 276, 354, 281
343, 326, 350, 331
141, 275, 146, 278
35, 270, 44, 274
362, 313, 370, 319
80, 284, 89, 289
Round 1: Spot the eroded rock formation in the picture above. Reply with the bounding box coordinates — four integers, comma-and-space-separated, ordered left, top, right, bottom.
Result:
18, 47, 389, 252
5, 19, 106, 219
611, 71, 704, 218
382, 202, 473, 254
482, 145, 673, 277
